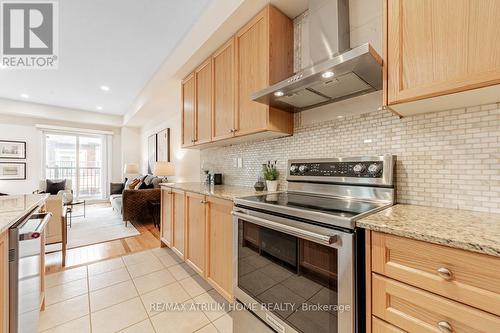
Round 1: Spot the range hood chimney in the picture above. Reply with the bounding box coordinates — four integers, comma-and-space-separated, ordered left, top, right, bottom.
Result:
252, 0, 382, 112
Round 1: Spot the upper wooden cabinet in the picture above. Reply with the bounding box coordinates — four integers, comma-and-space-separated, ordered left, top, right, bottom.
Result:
181, 5, 294, 148
235, 5, 294, 137
212, 38, 235, 141
195, 59, 212, 145
181, 73, 196, 147
386, 0, 500, 115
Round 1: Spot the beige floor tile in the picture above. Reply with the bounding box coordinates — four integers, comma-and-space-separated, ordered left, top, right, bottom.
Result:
126, 256, 164, 278
87, 257, 125, 276
168, 262, 197, 280
118, 319, 155, 333
45, 266, 88, 288
45, 278, 88, 306
140, 281, 191, 316
39, 315, 90, 333
150, 301, 210, 333
158, 252, 183, 267
88, 267, 130, 291
132, 269, 176, 295
122, 250, 157, 266
38, 295, 89, 331
91, 297, 148, 333
193, 290, 230, 321
195, 323, 219, 333
90, 280, 138, 312
179, 274, 213, 298
151, 247, 177, 258
212, 310, 274, 333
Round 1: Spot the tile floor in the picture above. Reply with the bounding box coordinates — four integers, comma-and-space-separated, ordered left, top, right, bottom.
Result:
40, 247, 274, 333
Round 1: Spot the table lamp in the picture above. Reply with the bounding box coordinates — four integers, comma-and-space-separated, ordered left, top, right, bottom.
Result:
153, 161, 175, 182
123, 163, 139, 178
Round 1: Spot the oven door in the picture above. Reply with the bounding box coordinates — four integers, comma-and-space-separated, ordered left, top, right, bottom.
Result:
233, 207, 355, 333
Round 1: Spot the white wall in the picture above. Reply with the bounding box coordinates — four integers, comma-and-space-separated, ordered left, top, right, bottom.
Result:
0, 114, 122, 195
120, 126, 141, 180
139, 85, 200, 182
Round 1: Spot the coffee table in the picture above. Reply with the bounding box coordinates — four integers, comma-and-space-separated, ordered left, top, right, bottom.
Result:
64, 200, 86, 227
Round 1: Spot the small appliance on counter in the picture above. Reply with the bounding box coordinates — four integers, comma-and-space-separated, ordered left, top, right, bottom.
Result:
210, 173, 223, 185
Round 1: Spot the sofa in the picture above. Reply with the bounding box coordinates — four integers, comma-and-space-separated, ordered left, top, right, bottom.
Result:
110, 175, 164, 226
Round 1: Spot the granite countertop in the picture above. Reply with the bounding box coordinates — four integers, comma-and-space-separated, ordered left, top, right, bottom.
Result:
358, 204, 500, 257
0, 193, 49, 233
159, 182, 274, 201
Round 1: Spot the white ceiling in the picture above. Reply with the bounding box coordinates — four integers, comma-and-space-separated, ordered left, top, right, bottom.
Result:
0, 0, 211, 115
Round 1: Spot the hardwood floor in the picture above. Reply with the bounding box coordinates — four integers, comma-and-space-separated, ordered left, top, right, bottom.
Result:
45, 220, 161, 274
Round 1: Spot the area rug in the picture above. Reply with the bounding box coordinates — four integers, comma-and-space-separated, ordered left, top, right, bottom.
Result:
47, 206, 140, 251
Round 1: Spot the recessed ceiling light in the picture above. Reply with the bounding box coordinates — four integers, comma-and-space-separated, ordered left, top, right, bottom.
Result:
20, 93, 29, 99
322, 71, 334, 79
96, 106, 103, 110
274, 91, 284, 97
100, 85, 110, 92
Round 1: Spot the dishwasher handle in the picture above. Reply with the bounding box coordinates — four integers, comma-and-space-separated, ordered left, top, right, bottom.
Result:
20, 212, 52, 240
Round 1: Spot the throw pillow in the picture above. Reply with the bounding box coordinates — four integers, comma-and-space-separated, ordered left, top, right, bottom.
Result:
46, 179, 66, 195
128, 178, 140, 190
143, 174, 155, 186
151, 177, 166, 188
138, 181, 154, 189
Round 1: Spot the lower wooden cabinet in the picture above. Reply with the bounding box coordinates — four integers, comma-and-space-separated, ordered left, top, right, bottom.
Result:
0, 230, 8, 332
206, 196, 233, 300
171, 189, 186, 259
367, 231, 500, 333
185, 192, 207, 275
160, 188, 173, 247
160, 187, 235, 302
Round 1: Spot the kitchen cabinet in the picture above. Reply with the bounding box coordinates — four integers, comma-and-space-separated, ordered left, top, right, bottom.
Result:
212, 38, 235, 141
366, 231, 500, 332
206, 196, 233, 300
181, 5, 294, 148
181, 73, 196, 147
385, 0, 500, 115
234, 5, 294, 137
185, 192, 207, 275
171, 189, 185, 259
0, 230, 8, 332
160, 187, 173, 247
195, 59, 212, 145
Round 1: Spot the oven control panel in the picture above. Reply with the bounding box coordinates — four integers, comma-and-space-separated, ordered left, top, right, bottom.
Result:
289, 161, 384, 178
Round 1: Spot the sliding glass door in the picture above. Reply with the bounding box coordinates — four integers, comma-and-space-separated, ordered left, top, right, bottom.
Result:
44, 132, 107, 199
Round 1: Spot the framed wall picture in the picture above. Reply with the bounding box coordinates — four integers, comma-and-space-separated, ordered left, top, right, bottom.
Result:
147, 134, 157, 174
0, 162, 26, 180
157, 128, 171, 162
0, 140, 26, 159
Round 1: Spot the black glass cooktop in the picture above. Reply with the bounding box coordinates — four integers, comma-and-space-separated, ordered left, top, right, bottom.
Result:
238, 192, 384, 219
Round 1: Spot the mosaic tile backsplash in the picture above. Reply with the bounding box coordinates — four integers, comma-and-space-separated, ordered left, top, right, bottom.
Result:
200, 104, 500, 213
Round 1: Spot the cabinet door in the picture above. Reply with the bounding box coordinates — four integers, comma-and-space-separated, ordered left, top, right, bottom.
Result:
181, 73, 196, 147
0, 231, 8, 332
212, 38, 235, 141
195, 59, 212, 145
185, 192, 206, 275
160, 188, 172, 247
171, 189, 185, 259
235, 9, 269, 136
206, 197, 233, 301
387, 0, 500, 104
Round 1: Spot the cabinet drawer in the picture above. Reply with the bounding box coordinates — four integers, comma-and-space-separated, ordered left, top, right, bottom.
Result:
372, 232, 500, 316
372, 274, 500, 333
372, 316, 406, 333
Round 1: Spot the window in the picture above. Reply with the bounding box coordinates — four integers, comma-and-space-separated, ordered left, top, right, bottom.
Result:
43, 131, 109, 200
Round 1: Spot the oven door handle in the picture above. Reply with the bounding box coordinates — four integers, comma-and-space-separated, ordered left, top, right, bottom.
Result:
232, 211, 338, 246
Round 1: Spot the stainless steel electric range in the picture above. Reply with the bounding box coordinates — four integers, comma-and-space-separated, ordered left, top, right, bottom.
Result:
232, 155, 396, 333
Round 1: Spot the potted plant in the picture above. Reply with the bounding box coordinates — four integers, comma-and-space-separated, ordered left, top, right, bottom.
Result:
263, 160, 279, 192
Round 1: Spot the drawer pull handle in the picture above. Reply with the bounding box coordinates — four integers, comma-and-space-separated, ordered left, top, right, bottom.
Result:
437, 267, 453, 281
437, 321, 453, 333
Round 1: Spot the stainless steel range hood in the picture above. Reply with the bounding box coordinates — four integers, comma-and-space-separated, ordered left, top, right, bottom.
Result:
252, 0, 383, 112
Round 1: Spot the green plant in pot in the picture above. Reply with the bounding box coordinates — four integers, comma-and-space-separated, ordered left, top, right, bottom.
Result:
263, 160, 279, 192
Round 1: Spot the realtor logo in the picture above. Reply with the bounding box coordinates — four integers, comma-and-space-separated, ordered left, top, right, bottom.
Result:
1, 1, 58, 69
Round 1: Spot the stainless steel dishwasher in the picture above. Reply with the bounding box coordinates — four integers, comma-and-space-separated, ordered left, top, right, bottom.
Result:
9, 209, 51, 333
